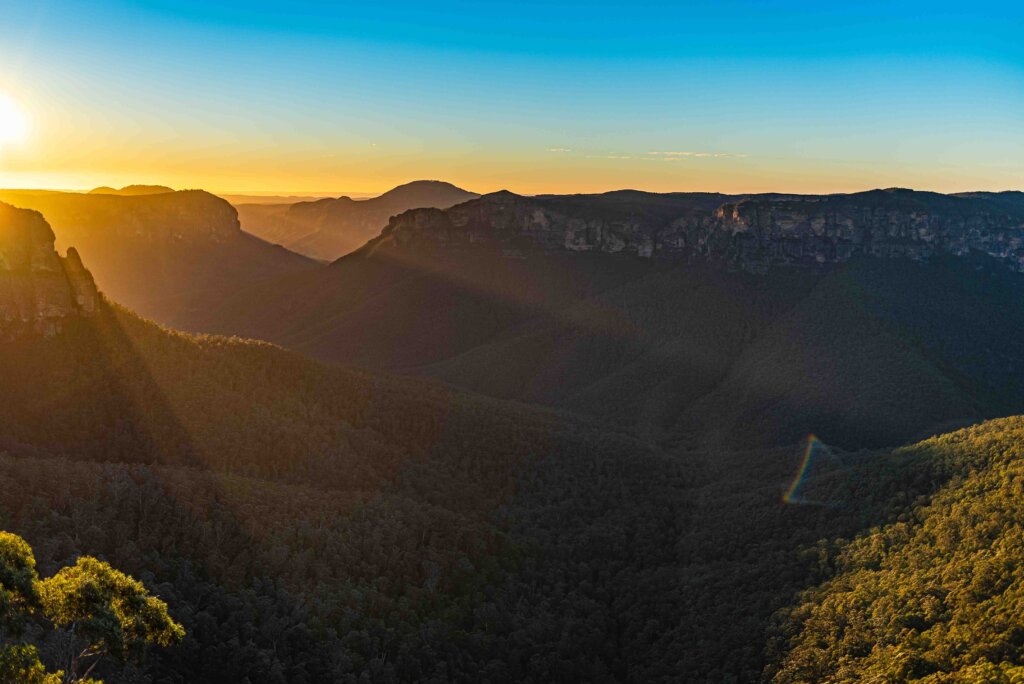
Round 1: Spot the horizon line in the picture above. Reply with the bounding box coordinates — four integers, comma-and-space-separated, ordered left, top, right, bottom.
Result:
1, 182, 1022, 199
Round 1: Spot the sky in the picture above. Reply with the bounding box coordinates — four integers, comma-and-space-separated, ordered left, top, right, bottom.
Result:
0, 0, 1022, 195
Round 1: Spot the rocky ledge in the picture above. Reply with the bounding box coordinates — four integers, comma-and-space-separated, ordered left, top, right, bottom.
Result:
0, 202, 99, 337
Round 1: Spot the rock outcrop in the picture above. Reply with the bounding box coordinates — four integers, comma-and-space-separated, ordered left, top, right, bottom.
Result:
0, 202, 99, 337
374, 188, 1024, 273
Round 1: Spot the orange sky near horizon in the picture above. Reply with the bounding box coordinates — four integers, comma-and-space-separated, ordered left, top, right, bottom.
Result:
3, 2, 1023, 199
3, 128, 1020, 198
2, 108, 1019, 198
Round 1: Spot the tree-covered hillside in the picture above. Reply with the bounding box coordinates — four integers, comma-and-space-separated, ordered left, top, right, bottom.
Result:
10, 366, 1015, 682
1, 294, 989, 682
0, 300, 624, 494
0, 295, 843, 680
770, 417, 1024, 682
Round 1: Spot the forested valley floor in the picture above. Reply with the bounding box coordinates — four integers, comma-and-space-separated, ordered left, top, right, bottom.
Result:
5, 301, 1023, 681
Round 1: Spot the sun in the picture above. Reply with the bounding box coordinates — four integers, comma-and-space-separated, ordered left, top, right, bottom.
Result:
0, 92, 28, 145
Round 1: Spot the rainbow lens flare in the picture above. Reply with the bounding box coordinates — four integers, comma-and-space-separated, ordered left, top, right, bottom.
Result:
782, 434, 848, 506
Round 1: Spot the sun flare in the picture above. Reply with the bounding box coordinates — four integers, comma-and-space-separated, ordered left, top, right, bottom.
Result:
0, 92, 28, 145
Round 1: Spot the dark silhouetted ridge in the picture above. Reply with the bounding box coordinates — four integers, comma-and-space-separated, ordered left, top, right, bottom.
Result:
236, 179, 479, 260
88, 184, 175, 196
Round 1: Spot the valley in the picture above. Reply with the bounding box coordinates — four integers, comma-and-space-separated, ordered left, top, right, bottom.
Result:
3, 185, 1024, 681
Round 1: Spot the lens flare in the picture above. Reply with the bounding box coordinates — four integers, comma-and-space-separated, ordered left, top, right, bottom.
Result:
782, 434, 850, 506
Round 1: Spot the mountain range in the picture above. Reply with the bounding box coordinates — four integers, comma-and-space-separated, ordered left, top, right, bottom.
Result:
236, 179, 479, 260
88, 184, 175, 196
7, 183, 1022, 450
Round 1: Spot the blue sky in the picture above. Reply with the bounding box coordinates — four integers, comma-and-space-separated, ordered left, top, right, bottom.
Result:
0, 0, 1021, 193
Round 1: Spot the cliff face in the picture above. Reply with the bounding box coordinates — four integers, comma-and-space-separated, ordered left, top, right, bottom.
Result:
63, 190, 240, 244
0, 189, 242, 246
375, 189, 1024, 273
0, 203, 99, 337
710, 190, 1024, 272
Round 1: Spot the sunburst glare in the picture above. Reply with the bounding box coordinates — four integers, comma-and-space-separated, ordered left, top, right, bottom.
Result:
0, 92, 28, 146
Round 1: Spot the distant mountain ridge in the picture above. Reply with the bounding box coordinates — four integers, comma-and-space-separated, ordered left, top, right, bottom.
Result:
218, 193, 347, 206
88, 184, 175, 196
237, 179, 479, 260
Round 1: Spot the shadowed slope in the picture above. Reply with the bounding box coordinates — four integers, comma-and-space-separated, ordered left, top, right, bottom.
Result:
204, 189, 1024, 449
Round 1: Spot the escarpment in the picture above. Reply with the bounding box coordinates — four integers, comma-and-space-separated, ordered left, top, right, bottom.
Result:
57, 189, 242, 243
712, 189, 1024, 272
374, 188, 1024, 273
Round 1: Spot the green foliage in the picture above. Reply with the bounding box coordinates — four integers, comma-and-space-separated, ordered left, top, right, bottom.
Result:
0, 644, 61, 684
0, 531, 183, 684
0, 530, 40, 633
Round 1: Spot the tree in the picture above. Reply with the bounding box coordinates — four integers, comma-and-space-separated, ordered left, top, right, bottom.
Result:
0, 531, 183, 684
0, 530, 40, 632
0, 531, 57, 683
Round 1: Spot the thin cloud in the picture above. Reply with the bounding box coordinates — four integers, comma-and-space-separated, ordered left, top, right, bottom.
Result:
644, 151, 749, 159
560, 150, 750, 161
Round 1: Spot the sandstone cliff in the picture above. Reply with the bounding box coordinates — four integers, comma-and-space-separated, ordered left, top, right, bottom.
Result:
0, 202, 99, 337
374, 188, 1024, 273
0, 189, 242, 245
